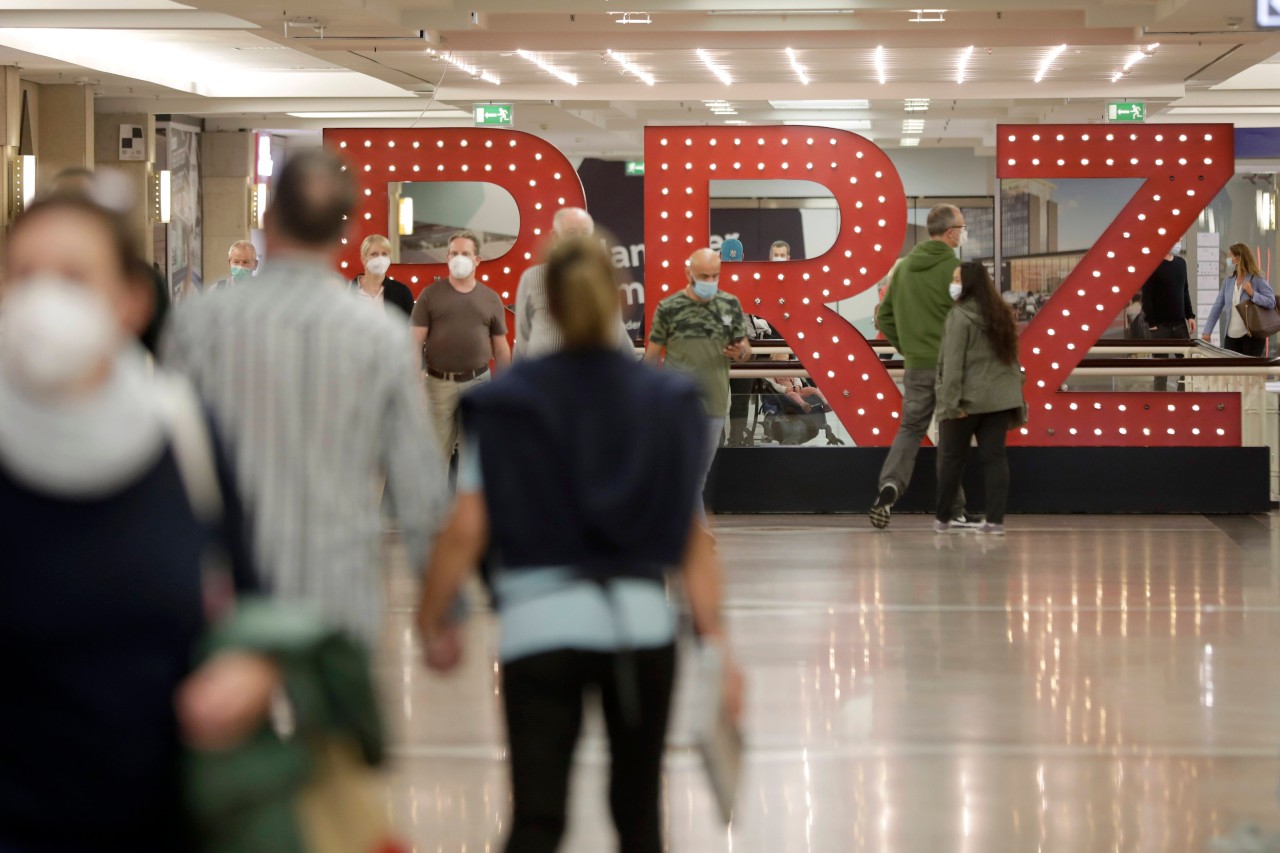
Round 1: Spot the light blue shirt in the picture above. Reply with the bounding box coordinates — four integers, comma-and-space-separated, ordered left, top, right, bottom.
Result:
458, 438, 677, 663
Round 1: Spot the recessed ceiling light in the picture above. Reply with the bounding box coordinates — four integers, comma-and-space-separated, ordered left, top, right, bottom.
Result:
956, 46, 974, 84
1035, 44, 1067, 83
904, 98, 930, 112
874, 45, 887, 84
287, 110, 470, 119
783, 119, 871, 131
516, 48, 578, 85
900, 137, 921, 147
769, 99, 870, 110
697, 48, 733, 85
785, 47, 809, 85
605, 49, 655, 85
429, 49, 500, 85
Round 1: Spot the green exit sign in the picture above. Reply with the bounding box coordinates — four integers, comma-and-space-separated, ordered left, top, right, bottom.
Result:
474, 104, 514, 127
1107, 101, 1146, 122
625, 160, 645, 176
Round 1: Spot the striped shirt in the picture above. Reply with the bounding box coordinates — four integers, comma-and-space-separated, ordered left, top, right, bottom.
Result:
161, 256, 449, 646
512, 262, 635, 360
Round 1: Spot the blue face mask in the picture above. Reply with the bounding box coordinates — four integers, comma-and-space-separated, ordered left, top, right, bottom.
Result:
692, 277, 719, 300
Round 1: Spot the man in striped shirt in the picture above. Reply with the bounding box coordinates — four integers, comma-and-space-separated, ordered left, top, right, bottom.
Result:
512, 207, 634, 360
162, 148, 449, 648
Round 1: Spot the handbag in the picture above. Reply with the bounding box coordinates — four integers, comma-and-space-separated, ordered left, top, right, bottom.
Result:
1234, 298, 1280, 338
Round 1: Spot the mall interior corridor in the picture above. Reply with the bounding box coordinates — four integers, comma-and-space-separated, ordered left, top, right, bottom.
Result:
378, 513, 1280, 852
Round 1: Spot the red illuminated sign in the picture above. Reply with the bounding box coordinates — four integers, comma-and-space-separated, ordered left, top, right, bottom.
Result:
327, 124, 1240, 448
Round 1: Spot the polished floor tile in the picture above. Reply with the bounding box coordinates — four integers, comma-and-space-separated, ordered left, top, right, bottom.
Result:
377, 513, 1280, 852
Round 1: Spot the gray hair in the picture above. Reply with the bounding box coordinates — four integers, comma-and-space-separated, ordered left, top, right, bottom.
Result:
926, 204, 961, 238
770, 240, 790, 255
552, 207, 594, 236
227, 240, 257, 261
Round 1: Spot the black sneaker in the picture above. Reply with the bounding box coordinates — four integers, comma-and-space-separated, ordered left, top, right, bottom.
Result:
869, 484, 898, 529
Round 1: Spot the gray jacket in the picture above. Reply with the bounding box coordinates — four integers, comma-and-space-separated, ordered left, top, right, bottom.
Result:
935, 298, 1025, 421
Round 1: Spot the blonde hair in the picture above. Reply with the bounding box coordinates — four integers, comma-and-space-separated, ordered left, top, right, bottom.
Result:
360, 233, 391, 260
1230, 243, 1262, 278
545, 236, 620, 350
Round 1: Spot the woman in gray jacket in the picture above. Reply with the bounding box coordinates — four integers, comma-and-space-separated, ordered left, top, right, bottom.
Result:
934, 262, 1026, 535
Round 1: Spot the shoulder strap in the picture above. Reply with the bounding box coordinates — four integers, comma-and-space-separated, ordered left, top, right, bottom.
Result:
157, 378, 224, 526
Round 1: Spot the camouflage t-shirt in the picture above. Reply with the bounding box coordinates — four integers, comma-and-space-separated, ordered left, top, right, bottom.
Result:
649, 288, 750, 417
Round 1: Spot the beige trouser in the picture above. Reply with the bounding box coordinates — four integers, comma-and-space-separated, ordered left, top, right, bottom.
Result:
425, 371, 490, 460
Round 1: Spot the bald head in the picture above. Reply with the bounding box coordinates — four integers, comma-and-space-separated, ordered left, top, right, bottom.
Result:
686, 248, 721, 293
552, 207, 593, 240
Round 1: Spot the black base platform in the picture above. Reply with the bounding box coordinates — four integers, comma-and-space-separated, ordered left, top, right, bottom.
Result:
705, 447, 1271, 515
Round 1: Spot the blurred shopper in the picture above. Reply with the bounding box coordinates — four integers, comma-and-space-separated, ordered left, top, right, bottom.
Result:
1140, 241, 1195, 390
1201, 242, 1277, 356
351, 233, 415, 318
933, 262, 1026, 536
205, 240, 259, 294
49, 166, 169, 352
417, 236, 742, 853
164, 149, 448, 648
769, 240, 791, 262
411, 230, 511, 460
644, 247, 752, 498
513, 207, 632, 360
0, 194, 277, 849
869, 204, 974, 529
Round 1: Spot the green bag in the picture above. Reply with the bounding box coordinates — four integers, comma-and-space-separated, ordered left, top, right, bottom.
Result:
183, 600, 397, 853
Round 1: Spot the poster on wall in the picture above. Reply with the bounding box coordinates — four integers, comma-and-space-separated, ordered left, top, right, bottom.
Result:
166, 128, 202, 300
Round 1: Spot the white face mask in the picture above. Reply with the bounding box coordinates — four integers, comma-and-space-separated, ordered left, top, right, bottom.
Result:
771, 255, 788, 262
957, 229, 970, 249
365, 255, 390, 276
1171, 241, 1183, 255
448, 254, 475, 280
692, 277, 719, 300
0, 276, 117, 396
949, 283, 963, 301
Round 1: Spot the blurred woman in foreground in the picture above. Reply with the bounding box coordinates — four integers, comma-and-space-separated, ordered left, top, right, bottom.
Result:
0, 194, 274, 850
417, 236, 742, 853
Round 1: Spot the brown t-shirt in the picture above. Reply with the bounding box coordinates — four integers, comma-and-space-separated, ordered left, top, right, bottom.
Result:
410, 279, 508, 373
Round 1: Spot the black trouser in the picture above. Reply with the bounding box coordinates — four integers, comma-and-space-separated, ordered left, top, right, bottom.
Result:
935, 409, 1017, 525
1149, 321, 1190, 391
502, 644, 677, 853
1225, 334, 1267, 357
726, 378, 753, 445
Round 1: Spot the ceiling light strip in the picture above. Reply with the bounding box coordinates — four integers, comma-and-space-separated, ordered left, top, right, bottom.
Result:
516, 49, 578, 86
785, 47, 810, 85
428, 49, 500, 85
956, 45, 974, 84
697, 48, 733, 85
874, 45, 887, 85
606, 49, 655, 85
1034, 44, 1067, 84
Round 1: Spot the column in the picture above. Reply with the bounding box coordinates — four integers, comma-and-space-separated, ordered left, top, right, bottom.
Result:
201, 131, 253, 287
36, 84, 93, 191
94, 112, 155, 264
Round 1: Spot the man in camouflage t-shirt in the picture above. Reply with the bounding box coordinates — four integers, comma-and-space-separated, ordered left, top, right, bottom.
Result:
645, 247, 752, 495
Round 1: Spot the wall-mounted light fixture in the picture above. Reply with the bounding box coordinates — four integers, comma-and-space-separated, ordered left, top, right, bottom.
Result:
254, 182, 267, 229
150, 169, 171, 223
398, 196, 414, 235
9, 153, 35, 219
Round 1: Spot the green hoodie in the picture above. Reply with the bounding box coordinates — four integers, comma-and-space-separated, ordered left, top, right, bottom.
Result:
876, 240, 959, 369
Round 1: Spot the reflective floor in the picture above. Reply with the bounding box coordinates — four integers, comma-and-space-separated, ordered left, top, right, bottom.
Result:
378, 513, 1280, 852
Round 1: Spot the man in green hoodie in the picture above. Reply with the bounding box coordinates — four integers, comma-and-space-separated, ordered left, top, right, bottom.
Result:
870, 204, 975, 529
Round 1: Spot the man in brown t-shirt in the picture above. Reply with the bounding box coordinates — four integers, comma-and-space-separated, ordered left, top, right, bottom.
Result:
410, 230, 510, 459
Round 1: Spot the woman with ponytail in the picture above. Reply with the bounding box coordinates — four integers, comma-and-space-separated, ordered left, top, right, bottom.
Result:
417, 236, 743, 853
933, 261, 1026, 535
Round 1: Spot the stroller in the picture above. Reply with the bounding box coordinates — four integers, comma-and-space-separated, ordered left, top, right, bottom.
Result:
753, 379, 846, 446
